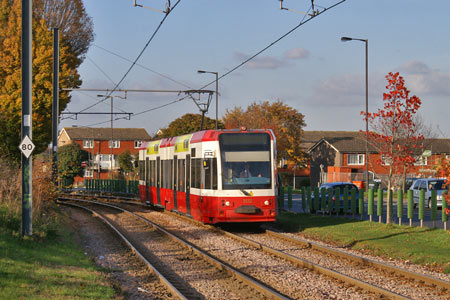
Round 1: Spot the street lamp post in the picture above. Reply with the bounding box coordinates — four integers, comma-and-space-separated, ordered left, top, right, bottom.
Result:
341, 36, 369, 192
197, 70, 219, 130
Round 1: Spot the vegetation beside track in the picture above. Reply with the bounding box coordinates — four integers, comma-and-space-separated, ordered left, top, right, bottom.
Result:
0, 159, 118, 299
276, 212, 450, 274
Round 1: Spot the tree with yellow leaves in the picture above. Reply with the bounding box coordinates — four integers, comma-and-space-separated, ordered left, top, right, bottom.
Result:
0, 0, 84, 161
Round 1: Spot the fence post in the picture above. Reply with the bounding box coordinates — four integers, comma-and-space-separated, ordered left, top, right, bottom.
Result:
397, 189, 403, 226
351, 188, 356, 219
388, 189, 393, 224
327, 188, 333, 215
306, 186, 312, 213
431, 190, 437, 229
343, 187, 348, 217
442, 196, 448, 231
335, 187, 341, 215
419, 189, 425, 228
358, 188, 364, 220
321, 188, 326, 215
301, 186, 306, 213
377, 188, 383, 223
278, 186, 284, 211
407, 190, 413, 227
287, 186, 293, 211
368, 188, 374, 222
313, 187, 319, 214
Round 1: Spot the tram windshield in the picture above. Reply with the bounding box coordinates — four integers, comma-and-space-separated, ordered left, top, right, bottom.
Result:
219, 133, 272, 190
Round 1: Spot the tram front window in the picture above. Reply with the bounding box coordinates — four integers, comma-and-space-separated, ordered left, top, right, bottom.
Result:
219, 133, 271, 190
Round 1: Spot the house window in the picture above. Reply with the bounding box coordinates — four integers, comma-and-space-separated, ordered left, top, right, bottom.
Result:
84, 170, 94, 178
414, 156, 427, 166
109, 140, 120, 148
347, 154, 364, 165
134, 140, 143, 148
83, 139, 94, 148
381, 155, 392, 166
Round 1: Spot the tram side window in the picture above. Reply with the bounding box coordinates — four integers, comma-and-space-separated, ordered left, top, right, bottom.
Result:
205, 159, 211, 190
204, 158, 218, 190
150, 160, 155, 187
178, 159, 185, 192
191, 158, 201, 189
212, 158, 217, 190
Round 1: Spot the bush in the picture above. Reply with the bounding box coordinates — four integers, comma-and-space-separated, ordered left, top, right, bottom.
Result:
0, 157, 59, 238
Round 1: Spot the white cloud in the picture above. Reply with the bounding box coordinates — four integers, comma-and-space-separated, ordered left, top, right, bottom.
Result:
399, 61, 450, 96
233, 51, 288, 70
283, 48, 310, 60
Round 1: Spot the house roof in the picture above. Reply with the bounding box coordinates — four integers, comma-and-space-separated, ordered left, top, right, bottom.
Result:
303, 131, 450, 154
61, 127, 151, 141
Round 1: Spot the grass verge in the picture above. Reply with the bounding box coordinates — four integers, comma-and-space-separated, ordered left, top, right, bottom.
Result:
276, 211, 450, 273
0, 207, 118, 299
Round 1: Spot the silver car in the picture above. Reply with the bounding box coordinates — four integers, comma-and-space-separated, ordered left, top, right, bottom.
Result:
409, 178, 446, 208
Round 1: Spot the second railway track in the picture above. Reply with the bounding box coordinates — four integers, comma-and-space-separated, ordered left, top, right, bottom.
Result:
60, 198, 288, 300
60, 195, 450, 300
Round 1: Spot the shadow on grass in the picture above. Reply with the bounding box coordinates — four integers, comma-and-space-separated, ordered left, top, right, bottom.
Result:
275, 211, 430, 247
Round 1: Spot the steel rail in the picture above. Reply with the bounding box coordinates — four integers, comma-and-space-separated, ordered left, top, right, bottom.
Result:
59, 197, 290, 300
265, 229, 450, 291
59, 201, 188, 300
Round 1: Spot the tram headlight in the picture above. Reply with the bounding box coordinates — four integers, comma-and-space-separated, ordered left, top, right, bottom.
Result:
225, 201, 231, 207
264, 200, 270, 206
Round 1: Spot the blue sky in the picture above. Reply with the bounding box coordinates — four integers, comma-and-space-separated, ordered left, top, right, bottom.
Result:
60, 0, 450, 138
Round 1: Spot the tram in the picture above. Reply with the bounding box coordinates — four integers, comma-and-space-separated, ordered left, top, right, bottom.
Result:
138, 128, 278, 224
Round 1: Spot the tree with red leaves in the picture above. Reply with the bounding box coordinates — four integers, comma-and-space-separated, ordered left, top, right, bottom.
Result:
362, 72, 424, 224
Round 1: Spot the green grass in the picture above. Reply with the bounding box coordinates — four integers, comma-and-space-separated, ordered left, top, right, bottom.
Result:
0, 207, 118, 299
276, 212, 450, 273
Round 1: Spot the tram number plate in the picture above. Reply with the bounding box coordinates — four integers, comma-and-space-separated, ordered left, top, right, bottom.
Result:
243, 198, 252, 203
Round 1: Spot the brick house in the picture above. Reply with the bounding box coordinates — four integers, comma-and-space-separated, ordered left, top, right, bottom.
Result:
58, 127, 151, 183
305, 131, 450, 188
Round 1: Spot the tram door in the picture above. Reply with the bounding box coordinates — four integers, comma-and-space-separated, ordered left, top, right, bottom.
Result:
156, 157, 161, 205
173, 156, 178, 211
186, 154, 191, 216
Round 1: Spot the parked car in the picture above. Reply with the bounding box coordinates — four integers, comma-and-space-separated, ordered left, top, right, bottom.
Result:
409, 178, 447, 208
404, 177, 419, 192
318, 182, 359, 213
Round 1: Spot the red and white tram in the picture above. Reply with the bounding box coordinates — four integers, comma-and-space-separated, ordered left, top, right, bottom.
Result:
138, 129, 277, 224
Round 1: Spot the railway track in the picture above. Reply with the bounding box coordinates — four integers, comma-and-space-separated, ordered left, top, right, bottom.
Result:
59, 197, 289, 300
60, 194, 450, 299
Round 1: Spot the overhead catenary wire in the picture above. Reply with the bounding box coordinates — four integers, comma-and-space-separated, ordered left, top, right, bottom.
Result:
92, 44, 192, 89
198, 0, 346, 91
78, 0, 346, 127
77, 0, 182, 114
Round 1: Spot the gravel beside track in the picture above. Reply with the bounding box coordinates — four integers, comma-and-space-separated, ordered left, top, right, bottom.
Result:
73, 201, 273, 300
64, 206, 176, 300
124, 207, 385, 300
237, 231, 450, 300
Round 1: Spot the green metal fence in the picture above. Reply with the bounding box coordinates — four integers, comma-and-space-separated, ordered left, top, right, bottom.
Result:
280, 186, 449, 230
84, 179, 139, 195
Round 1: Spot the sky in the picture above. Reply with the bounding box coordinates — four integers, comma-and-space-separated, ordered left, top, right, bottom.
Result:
60, 0, 450, 138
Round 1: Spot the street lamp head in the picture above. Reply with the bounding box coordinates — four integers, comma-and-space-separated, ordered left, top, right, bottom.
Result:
197, 70, 206, 74
341, 36, 353, 42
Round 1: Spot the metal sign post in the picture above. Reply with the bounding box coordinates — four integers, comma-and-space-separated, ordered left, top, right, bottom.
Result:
21, 0, 33, 236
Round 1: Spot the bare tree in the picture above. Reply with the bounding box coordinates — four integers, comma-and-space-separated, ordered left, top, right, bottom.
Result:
34, 0, 94, 60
